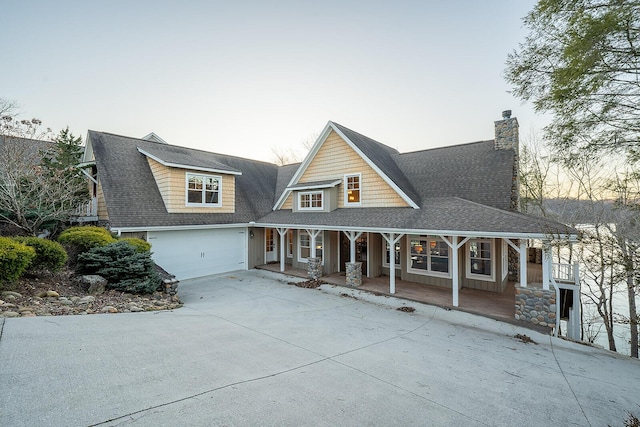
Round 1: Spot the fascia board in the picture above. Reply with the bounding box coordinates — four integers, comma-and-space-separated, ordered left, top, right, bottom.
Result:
286, 179, 342, 191
112, 223, 249, 233
82, 132, 95, 163
252, 221, 577, 240
137, 148, 242, 176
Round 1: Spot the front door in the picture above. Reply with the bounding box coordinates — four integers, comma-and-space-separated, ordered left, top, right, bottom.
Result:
265, 228, 277, 263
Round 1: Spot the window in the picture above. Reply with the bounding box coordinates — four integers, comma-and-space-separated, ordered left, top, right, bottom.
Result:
467, 238, 494, 281
186, 173, 221, 206
298, 191, 323, 210
298, 231, 323, 263
407, 236, 451, 277
287, 230, 293, 258
344, 174, 361, 205
382, 240, 401, 268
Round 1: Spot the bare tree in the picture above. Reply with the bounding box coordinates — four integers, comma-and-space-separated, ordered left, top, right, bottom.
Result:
0, 103, 88, 236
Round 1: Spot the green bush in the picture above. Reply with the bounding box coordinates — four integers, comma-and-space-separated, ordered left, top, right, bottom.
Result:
119, 237, 151, 253
0, 237, 36, 284
14, 237, 68, 272
76, 241, 159, 294
58, 226, 116, 266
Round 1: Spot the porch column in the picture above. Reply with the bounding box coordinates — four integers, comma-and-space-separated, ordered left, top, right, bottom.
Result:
276, 227, 289, 273
506, 238, 528, 288
440, 235, 471, 307
542, 242, 551, 290
519, 240, 528, 288
342, 231, 363, 263
381, 232, 404, 294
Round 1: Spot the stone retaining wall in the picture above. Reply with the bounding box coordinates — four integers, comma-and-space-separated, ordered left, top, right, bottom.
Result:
515, 286, 556, 330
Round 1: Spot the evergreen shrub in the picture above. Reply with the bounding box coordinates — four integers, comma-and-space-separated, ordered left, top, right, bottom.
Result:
76, 241, 159, 294
58, 226, 116, 265
0, 237, 36, 285
14, 237, 68, 272
120, 237, 151, 253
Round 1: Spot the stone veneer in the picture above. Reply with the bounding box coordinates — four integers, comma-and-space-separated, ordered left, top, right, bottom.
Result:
345, 262, 362, 287
307, 257, 322, 280
515, 286, 556, 330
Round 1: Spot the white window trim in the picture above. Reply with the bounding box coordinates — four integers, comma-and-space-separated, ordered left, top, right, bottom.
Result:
298, 191, 324, 211
344, 173, 362, 206
502, 240, 509, 280
466, 238, 496, 282
381, 240, 401, 269
286, 230, 293, 258
185, 172, 222, 207
406, 235, 452, 278
297, 231, 324, 264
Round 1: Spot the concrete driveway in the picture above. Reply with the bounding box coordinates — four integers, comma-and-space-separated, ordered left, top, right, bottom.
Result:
1, 270, 638, 426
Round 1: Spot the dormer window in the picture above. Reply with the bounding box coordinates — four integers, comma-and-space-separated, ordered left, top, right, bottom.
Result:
298, 191, 323, 210
186, 173, 221, 206
344, 174, 361, 206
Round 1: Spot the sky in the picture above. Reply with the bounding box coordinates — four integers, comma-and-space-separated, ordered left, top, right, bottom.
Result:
1, 0, 543, 163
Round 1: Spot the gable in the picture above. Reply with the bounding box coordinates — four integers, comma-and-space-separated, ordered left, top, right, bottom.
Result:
291, 129, 409, 209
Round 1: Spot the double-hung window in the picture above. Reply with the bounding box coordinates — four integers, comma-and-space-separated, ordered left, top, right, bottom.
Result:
344, 174, 361, 206
298, 191, 323, 210
298, 231, 323, 263
467, 238, 494, 281
407, 236, 451, 277
382, 241, 401, 268
186, 173, 221, 206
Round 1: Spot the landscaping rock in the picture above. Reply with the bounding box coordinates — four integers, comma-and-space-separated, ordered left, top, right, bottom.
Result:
1, 291, 22, 298
77, 275, 107, 295
3, 311, 19, 318
101, 306, 118, 313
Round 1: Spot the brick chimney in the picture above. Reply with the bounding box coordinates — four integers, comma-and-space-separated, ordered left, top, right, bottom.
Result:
494, 110, 519, 151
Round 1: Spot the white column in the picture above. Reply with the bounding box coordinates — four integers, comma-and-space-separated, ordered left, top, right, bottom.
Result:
542, 242, 551, 290
342, 231, 362, 264
440, 235, 470, 308
519, 239, 528, 288
276, 228, 289, 273
305, 229, 322, 259
382, 233, 403, 294
451, 236, 459, 307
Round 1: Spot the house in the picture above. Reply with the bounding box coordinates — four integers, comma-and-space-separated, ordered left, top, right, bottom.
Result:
80, 112, 580, 334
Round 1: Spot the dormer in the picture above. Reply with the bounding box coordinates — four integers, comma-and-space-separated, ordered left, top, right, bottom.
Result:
137, 146, 241, 214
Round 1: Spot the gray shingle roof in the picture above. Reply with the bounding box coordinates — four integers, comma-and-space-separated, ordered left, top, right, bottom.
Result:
332, 122, 421, 205
138, 144, 242, 174
256, 197, 575, 237
393, 141, 514, 211
88, 131, 278, 228
287, 179, 342, 190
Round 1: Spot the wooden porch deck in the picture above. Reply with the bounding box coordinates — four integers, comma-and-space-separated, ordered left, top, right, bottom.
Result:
256, 263, 545, 323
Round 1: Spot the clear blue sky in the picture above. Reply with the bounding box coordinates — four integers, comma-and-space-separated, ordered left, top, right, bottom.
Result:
1, 0, 541, 162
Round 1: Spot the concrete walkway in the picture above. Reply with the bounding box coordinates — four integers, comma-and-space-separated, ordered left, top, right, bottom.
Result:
0, 269, 638, 426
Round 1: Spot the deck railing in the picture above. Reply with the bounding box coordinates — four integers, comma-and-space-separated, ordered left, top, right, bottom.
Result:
74, 197, 98, 218
552, 262, 579, 286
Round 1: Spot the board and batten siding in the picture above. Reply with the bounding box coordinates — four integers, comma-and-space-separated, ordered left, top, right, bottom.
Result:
146, 158, 235, 214
298, 130, 408, 208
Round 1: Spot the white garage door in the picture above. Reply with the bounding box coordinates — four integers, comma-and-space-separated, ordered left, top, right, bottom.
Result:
147, 228, 247, 280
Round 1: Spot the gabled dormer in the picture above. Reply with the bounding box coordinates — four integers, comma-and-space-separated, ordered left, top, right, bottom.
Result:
274, 121, 419, 211
137, 145, 242, 214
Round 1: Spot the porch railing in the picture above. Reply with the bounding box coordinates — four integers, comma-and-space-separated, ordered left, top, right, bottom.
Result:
552, 262, 579, 286
73, 197, 98, 218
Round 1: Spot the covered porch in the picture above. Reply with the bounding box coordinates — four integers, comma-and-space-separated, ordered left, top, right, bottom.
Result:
256, 262, 546, 323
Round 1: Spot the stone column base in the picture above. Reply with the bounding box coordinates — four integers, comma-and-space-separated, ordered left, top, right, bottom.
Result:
346, 262, 362, 287
307, 257, 322, 280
